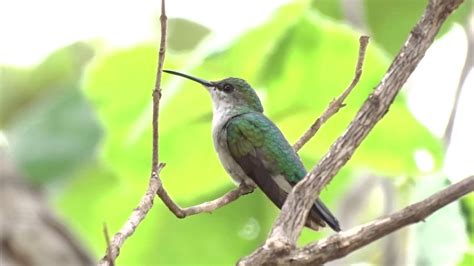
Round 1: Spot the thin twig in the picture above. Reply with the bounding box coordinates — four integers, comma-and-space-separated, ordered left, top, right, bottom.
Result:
443, 20, 473, 146
154, 29, 370, 224
98, 164, 165, 266
102, 223, 114, 266
97, 0, 168, 265
158, 182, 255, 218
293, 36, 369, 151
152, 0, 167, 173
239, 0, 465, 264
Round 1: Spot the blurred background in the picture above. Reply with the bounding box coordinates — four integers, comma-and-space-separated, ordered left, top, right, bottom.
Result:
1, 0, 473, 265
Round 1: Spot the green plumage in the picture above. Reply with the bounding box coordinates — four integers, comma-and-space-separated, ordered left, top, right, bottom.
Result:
226, 112, 306, 183
163, 69, 341, 231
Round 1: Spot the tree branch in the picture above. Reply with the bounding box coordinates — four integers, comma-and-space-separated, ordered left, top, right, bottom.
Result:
275, 175, 474, 265
157, 182, 255, 218
239, 175, 473, 265
239, 0, 466, 264
1, 153, 95, 266
293, 36, 369, 151
98, 164, 165, 266
98, 0, 168, 265
152, 0, 167, 174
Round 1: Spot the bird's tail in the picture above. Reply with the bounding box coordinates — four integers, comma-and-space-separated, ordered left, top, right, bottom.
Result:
306, 198, 341, 232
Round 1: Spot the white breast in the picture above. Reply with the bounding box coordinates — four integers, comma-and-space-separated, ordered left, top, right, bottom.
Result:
211, 110, 255, 187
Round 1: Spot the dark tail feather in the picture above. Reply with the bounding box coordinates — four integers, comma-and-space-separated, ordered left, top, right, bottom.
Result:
311, 199, 341, 232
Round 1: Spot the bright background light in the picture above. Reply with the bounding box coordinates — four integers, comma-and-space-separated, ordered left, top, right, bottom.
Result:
0, 0, 287, 66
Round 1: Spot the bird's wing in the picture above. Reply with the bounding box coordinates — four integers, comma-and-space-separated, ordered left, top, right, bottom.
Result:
225, 113, 306, 206
226, 113, 304, 208
225, 112, 341, 232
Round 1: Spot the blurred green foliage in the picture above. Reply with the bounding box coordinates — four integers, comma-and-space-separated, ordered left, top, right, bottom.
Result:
1, 0, 472, 265
313, 0, 471, 55
2, 43, 101, 184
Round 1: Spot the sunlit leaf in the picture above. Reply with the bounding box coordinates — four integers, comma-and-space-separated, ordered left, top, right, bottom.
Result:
311, 0, 343, 20
365, 0, 471, 55
168, 18, 211, 52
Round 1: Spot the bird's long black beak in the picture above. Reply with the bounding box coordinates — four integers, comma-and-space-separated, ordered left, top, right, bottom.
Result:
163, 70, 214, 87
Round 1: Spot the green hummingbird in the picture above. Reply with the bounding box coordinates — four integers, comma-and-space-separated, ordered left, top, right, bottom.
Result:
164, 70, 341, 232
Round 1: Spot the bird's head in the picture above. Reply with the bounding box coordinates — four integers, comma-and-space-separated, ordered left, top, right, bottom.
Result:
164, 70, 263, 114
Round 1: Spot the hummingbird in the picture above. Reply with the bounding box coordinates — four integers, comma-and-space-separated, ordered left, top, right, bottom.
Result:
164, 70, 341, 232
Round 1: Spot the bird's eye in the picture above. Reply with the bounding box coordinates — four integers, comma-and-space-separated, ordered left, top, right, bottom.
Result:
222, 83, 234, 93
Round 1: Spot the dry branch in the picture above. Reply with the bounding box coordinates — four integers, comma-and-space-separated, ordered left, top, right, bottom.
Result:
98, 164, 165, 266
158, 182, 255, 218
239, 0, 466, 264
98, 0, 168, 265
102, 224, 114, 266
275, 175, 474, 265
1, 154, 95, 266
293, 36, 370, 151
151, 0, 167, 173
98, 0, 253, 263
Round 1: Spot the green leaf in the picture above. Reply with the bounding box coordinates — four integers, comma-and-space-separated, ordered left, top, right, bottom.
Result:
311, 0, 343, 20
6, 88, 101, 184
0, 42, 94, 127
458, 250, 474, 266
83, 45, 159, 185
461, 193, 474, 243
196, 1, 309, 80
1, 42, 98, 185
365, 0, 471, 56
168, 18, 211, 52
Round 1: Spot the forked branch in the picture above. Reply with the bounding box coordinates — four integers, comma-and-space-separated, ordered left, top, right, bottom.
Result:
98, 164, 165, 266
157, 36, 371, 220
243, 175, 474, 265
98, 0, 168, 264
239, 0, 467, 264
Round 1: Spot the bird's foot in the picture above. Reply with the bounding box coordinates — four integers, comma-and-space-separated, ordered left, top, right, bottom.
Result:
239, 181, 256, 195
